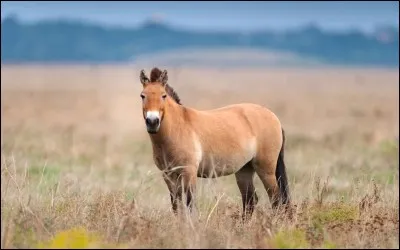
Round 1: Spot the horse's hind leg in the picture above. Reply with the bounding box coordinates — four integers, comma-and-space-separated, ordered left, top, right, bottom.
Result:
235, 162, 258, 220
254, 157, 281, 209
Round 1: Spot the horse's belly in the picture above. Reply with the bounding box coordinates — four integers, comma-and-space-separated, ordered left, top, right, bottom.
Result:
197, 153, 252, 178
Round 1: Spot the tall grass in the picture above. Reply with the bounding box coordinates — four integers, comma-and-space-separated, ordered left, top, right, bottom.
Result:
1, 65, 398, 248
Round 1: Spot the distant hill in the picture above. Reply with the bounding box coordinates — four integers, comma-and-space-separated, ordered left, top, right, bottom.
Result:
133, 48, 325, 68
1, 16, 399, 67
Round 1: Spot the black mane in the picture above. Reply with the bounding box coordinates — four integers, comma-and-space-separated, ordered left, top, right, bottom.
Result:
150, 67, 182, 105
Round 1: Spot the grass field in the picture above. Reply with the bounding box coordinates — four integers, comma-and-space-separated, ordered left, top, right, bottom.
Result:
1, 65, 399, 248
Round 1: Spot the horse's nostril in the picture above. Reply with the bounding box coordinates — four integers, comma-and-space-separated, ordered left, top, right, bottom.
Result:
146, 117, 159, 126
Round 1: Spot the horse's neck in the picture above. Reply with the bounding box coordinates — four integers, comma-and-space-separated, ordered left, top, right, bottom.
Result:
149, 101, 187, 147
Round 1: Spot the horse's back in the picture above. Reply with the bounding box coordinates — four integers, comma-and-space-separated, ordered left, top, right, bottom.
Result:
202, 103, 281, 135
191, 102, 282, 140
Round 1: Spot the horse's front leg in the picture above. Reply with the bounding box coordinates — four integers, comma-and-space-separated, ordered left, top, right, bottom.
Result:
163, 171, 179, 214
182, 166, 197, 212
163, 166, 197, 214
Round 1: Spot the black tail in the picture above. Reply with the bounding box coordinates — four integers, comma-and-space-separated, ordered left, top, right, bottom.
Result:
275, 128, 290, 205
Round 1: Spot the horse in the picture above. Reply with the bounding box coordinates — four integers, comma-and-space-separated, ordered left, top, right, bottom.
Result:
138, 67, 291, 219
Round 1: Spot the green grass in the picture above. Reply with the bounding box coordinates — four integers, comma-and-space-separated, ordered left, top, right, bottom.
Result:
269, 228, 310, 249
311, 203, 358, 226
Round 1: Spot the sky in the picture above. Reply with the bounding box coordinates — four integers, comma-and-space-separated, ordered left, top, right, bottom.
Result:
1, 1, 399, 33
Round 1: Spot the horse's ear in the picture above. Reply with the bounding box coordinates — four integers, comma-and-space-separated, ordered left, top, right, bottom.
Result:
140, 70, 150, 86
158, 70, 168, 86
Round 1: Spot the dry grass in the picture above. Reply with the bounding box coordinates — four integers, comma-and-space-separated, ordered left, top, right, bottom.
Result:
1, 65, 399, 248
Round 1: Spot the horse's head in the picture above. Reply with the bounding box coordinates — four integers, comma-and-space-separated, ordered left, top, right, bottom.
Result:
139, 68, 169, 134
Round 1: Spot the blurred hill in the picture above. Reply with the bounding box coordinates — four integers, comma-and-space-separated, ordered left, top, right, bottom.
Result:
133, 48, 324, 68
1, 16, 399, 67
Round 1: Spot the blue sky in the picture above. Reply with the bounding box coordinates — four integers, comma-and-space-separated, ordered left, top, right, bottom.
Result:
1, 1, 399, 32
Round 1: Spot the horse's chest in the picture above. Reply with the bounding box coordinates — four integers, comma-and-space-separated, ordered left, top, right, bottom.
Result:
152, 145, 194, 170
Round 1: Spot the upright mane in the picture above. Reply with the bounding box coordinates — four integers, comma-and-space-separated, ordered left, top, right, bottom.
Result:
150, 67, 182, 105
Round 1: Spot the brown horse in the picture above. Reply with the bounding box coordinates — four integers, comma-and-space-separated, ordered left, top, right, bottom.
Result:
139, 67, 290, 219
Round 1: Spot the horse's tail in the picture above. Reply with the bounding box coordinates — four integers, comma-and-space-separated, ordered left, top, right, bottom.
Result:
275, 128, 290, 205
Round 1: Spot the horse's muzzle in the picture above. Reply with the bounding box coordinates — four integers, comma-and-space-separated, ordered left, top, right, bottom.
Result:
146, 117, 160, 134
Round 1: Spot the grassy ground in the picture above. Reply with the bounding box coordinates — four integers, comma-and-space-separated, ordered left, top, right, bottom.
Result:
1, 65, 399, 248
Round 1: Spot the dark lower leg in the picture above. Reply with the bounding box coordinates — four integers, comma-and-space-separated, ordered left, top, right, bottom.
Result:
241, 190, 258, 219
235, 163, 257, 220
165, 168, 196, 214
170, 192, 180, 214
185, 187, 194, 212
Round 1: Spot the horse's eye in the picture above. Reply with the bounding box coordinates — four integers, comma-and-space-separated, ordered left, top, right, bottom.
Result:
162, 94, 167, 99
140, 94, 145, 99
